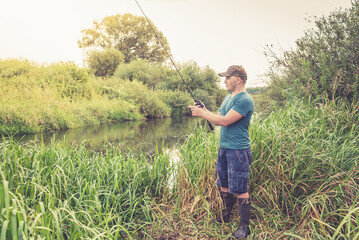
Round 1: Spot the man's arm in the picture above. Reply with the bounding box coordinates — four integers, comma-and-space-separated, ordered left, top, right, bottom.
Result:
189, 105, 243, 127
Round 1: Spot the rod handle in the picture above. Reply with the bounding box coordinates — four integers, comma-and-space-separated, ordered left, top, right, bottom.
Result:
195, 100, 214, 131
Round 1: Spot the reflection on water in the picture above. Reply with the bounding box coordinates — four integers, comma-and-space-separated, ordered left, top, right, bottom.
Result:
12, 116, 206, 154
166, 148, 181, 190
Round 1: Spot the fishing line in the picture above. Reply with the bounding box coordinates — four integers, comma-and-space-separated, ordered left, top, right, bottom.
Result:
134, 0, 214, 130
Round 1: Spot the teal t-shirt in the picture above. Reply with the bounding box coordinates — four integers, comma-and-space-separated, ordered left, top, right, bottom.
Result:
218, 92, 254, 150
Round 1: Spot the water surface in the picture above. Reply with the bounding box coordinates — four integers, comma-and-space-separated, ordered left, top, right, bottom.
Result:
12, 116, 208, 154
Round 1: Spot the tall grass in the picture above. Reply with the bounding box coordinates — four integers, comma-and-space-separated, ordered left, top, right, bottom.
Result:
0, 140, 172, 239
249, 99, 359, 239
0, 99, 358, 239
153, 100, 359, 239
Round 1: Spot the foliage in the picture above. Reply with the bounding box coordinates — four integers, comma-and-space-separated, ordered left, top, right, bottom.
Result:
113, 58, 168, 88
246, 87, 269, 114
246, 86, 267, 95
192, 89, 216, 111
156, 90, 193, 116
0, 58, 34, 78
114, 59, 224, 111
40, 62, 92, 100
264, 1, 359, 107
0, 57, 224, 134
248, 99, 359, 238
0, 59, 144, 134
117, 80, 171, 118
86, 48, 124, 77
78, 13, 171, 63
157, 61, 220, 94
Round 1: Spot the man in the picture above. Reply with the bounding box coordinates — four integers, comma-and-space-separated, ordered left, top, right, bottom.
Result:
189, 65, 254, 239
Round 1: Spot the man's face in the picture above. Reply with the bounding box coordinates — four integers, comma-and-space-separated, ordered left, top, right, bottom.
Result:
224, 75, 240, 92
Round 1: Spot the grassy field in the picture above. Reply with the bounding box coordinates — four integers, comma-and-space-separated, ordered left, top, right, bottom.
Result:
1, 100, 358, 239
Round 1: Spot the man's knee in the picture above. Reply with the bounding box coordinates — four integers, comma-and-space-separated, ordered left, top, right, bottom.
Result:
237, 192, 249, 198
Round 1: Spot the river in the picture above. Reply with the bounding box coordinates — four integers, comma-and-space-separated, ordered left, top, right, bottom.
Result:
10, 116, 208, 154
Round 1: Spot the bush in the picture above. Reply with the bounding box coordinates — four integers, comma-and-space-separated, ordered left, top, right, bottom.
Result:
157, 61, 220, 94
86, 48, 124, 77
113, 58, 168, 88
0, 58, 35, 78
157, 90, 193, 116
0, 60, 142, 134
192, 89, 216, 111
40, 62, 93, 100
265, 2, 359, 107
0, 58, 224, 134
117, 80, 171, 118
114, 60, 225, 110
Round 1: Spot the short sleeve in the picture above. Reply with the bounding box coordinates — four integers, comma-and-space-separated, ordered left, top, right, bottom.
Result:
232, 97, 252, 117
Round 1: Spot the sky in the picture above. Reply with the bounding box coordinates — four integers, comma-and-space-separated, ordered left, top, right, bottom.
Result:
0, 0, 353, 87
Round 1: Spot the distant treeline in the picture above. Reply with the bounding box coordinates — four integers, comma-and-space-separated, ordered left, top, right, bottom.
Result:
246, 87, 267, 95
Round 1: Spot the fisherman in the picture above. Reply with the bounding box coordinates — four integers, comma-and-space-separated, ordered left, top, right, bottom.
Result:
189, 65, 254, 239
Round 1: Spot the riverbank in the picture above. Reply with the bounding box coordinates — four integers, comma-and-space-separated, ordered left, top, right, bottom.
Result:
0, 59, 199, 135
1, 101, 358, 239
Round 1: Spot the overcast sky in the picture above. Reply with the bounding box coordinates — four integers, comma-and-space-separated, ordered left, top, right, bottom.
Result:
0, 0, 352, 87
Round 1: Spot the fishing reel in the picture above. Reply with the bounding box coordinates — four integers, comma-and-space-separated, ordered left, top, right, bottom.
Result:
194, 100, 214, 131
195, 100, 205, 109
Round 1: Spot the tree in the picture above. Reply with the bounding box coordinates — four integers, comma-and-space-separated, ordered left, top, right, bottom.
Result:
265, 1, 359, 105
78, 13, 171, 63
86, 49, 124, 77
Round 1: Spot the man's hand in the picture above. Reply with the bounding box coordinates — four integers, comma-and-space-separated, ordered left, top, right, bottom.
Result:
194, 101, 209, 111
189, 105, 205, 117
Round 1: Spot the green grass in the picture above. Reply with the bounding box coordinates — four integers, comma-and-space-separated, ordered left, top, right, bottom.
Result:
0, 139, 173, 239
1, 100, 358, 239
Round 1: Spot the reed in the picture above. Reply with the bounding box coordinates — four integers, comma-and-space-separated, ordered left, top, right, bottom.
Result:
0, 140, 172, 239
0, 99, 358, 239
248, 99, 359, 238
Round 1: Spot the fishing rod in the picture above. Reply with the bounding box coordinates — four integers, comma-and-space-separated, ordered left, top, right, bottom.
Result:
134, 0, 214, 131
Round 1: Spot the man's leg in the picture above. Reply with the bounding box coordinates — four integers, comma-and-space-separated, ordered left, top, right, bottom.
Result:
217, 187, 237, 223
216, 149, 238, 223
226, 148, 252, 239
234, 192, 251, 239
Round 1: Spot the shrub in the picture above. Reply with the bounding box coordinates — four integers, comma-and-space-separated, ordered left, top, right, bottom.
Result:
86, 48, 124, 77
117, 80, 171, 118
265, 2, 359, 107
113, 58, 169, 88
40, 62, 93, 100
0, 60, 143, 134
0, 58, 35, 78
192, 89, 216, 111
157, 90, 193, 116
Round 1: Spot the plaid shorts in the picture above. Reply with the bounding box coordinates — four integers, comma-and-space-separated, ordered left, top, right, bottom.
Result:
216, 147, 252, 194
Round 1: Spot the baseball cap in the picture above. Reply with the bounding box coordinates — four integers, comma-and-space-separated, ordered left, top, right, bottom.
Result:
218, 65, 247, 81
